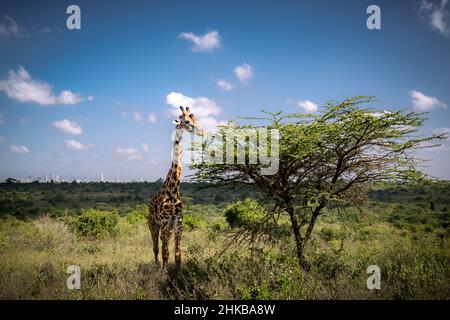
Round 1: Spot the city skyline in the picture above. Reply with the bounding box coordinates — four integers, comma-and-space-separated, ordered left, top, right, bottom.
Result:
11, 171, 154, 183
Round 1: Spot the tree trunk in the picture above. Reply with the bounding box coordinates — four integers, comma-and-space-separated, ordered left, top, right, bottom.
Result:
286, 202, 323, 271
286, 203, 310, 270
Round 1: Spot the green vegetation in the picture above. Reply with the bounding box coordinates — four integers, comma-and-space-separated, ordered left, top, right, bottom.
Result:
192, 97, 444, 269
69, 209, 119, 239
224, 199, 265, 228
126, 204, 148, 225
0, 180, 449, 299
0, 98, 448, 299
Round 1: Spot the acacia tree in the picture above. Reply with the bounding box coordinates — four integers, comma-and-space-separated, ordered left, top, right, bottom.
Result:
190, 96, 443, 269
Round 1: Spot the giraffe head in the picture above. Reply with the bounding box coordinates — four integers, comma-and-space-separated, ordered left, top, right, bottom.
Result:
173, 106, 204, 136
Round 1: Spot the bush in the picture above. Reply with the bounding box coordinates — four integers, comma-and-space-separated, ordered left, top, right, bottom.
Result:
127, 204, 147, 225
70, 209, 119, 239
184, 214, 202, 230
379, 237, 450, 299
320, 227, 335, 242
210, 221, 227, 232
224, 199, 265, 228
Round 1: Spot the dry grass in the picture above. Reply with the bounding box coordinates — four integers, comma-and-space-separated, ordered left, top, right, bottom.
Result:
0, 212, 449, 300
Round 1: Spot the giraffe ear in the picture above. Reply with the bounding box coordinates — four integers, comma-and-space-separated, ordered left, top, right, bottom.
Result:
173, 119, 181, 125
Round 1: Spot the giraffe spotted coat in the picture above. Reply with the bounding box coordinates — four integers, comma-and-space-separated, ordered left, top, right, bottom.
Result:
148, 106, 204, 268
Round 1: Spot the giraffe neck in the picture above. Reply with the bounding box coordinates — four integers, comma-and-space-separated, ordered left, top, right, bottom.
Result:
163, 129, 183, 191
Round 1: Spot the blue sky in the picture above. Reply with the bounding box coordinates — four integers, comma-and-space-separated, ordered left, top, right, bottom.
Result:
0, 0, 449, 181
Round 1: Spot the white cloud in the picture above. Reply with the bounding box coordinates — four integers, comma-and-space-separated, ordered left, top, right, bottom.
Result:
432, 127, 450, 134
431, 7, 447, 33
57, 90, 84, 104
368, 110, 393, 118
195, 116, 225, 132
166, 92, 221, 117
433, 127, 450, 140
409, 90, 447, 111
234, 63, 254, 84
420, 0, 434, 11
115, 147, 142, 160
367, 110, 414, 132
142, 143, 149, 152
0, 15, 27, 39
53, 119, 83, 135
65, 139, 91, 150
87, 95, 95, 101
0, 66, 86, 105
9, 145, 29, 154
419, 140, 450, 151
297, 100, 319, 113
419, 0, 449, 35
217, 79, 233, 91
148, 112, 157, 124
132, 111, 143, 122
165, 91, 224, 131
178, 30, 220, 52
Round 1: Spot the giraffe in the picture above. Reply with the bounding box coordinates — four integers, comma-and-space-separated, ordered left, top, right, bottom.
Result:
148, 106, 204, 268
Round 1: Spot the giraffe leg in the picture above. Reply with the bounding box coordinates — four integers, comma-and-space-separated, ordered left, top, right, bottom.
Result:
149, 219, 160, 264
174, 216, 183, 268
160, 223, 172, 268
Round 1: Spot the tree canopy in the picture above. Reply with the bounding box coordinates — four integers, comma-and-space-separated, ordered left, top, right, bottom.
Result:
190, 96, 444, 269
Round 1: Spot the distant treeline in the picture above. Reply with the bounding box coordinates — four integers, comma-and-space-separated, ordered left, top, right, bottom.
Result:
1, 180, 449, 221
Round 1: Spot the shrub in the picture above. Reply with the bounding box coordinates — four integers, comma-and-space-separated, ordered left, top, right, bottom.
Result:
48, 207, 76, 218
311, 251, 347, 280
184, 214, 202, 230
320, 227, 335, 242
127, 204, 147, 225
379, 237, 450, 299
224, 199, 265, 228
70, 209, 119, 239
210, 221, 227, 232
